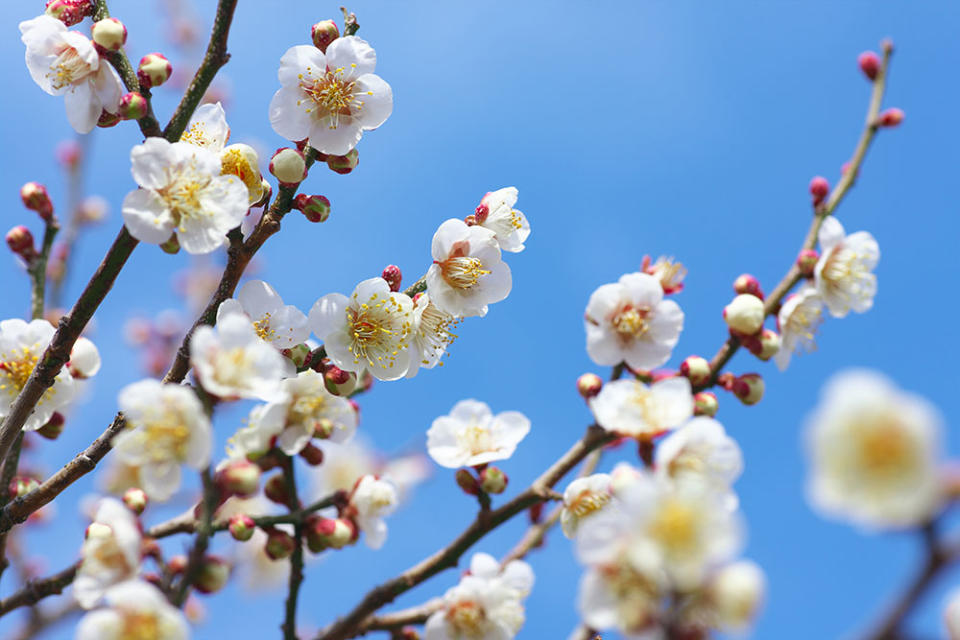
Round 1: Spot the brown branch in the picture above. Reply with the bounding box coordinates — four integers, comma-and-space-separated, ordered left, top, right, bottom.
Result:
316, 425, 615, 640
282, 457, 305, 640
0, 563, 79, 616
696, 41, 895, 391
352, 599, 443, 637
171, 467, 215, 607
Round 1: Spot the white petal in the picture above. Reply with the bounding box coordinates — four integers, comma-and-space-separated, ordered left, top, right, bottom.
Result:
325, 36, 376, 77
121, 189, 174, 244
64, 81, 100, 134
130, 138, 174, 190
354, 74, 393, 130
308, 294, 349, 339
269, 86, 312, 142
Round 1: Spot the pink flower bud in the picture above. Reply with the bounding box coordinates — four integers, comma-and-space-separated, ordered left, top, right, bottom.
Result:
381, 265, 402, 292
216, 459, 261, 497
455, 469, 480, 496
796, 249, 819, 277
576, 373, 603, 399
326, 149, 359, 174
264, 529, 296, 560
55, 140, 82, 171
299, 443, 325, 466
122, 487, 148, 515
878, 108, 904, 127
6, 226, 37, 260
809, 176, 830, 206
118, 92, 148, 121
228, 514, 256, 541
732, 373, 764, 406
269, 148, 307, 185
324, 366, 357, 397
480, 467, 508, 494
45, 0, 93, 26
858, 51, 880, 81
97, 110, 121, 128
305, 516, 355, 552
311, 20, 340, 52
293, 194, 331, 222
264, 473, 289, 505
193, 555, 231, 594
168, 555, 188, 574
474, 201, 490, 225
37, 412, 65, 440
91, 18, 127, 52
8, 476, 39, 499
693, 391, 718, 417
20, 183, 54, 221
732, 274, 763, 299
138, 53, 172, 89
723, 294, 765, 336
746, 329, 780, 362
680, 356, 711, 387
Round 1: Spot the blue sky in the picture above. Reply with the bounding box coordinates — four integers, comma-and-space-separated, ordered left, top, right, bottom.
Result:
1, 1, 960, 638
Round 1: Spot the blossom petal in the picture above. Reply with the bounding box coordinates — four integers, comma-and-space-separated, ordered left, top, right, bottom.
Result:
121, 188, 174, 244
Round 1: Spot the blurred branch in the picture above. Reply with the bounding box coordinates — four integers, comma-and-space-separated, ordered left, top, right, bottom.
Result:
171, 467, 215, 607
283, 458, 305, 640
0, 563, 79, 616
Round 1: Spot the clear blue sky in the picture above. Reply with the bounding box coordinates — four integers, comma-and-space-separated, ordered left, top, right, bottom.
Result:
2, 1, 959, 638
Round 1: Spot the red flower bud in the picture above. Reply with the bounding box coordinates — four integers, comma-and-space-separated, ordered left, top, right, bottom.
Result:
6, 226, 37, 260
122, 487, 148, 515
138, 53, 172, 89
311, 20, 340, 52
293, 194, 331, 223
809, 176, 829, 206
381, 265, 402, 292
228, 513, 256, 541
45, 0, 93, 26
732, 274, 764, 300
858, 51, 880, 81
118, 92, 148, 121
20, 183, 54, 221
576, 373, 603, 399
878, 108, 904, 128
326, 149, 359, 174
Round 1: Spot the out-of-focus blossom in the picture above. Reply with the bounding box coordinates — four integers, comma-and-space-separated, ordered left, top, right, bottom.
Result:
68, 336, 101, 378
561, 473, 613, 538
655, 417, 743, 505
426, 399, 530, 469
349, 475, 397, 549
190, 314, 286, 401
814, 217, 879, 318
75, 580, 189, 640
74, 498, 142, 609
590, 377, 692, 439
774, 286, 824, 372
217, 279, 309, 351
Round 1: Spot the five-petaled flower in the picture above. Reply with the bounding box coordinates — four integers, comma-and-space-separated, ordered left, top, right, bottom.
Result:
74, 498, 142, 609
814, 216, 880, 318
426, 399, 530, 468
405, 292, 458, 378
217, 279, 310, 356
774, 285, 825, 372
76, 580, 190, 640
590, 377, 693, 439
0, 318, 75, 431
349, 475, 398, 549
474, 187, 531, 254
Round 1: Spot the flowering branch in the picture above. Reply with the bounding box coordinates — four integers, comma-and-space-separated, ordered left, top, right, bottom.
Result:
316, 424, 615, 640
0, 562, 79, 616
697, 40, 895, 392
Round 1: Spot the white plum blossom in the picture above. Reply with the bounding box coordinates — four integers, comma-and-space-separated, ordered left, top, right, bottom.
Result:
426, 219, 512, 318
814, 216, 880, 318
20, 15, 123, 134
427, 399, 530, 469
561, 473, 613, 538
805, 369, 943, 529
349, 475, 398, 549
190, 313, 287, 401
179, 102, 230, 151
577, 472, 742, 591
590, 377, 693, 439
217, 279, 310, 351
113, 380, 212, 501
425, 552, 534, 640
309, 277, 414, 381
406, 293, 458, 378
584, 272, 684, 371
75, 580, 189, 640
0, 318, 75, 431
774, 285, 824, 372
121, 138, 249, 255
309, 438, 430, 505
269, 36, 393, 155
655, 417, 743, 501
577, 554, 666, 639
74, 499, 142, 609
474, 187, 530, 253
68, 336, 102, 379
228, 370, 357, 458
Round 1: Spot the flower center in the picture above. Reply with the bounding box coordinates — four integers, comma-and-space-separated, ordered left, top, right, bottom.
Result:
822, 246, 871, 301
854, 417, 915, 479
648, 499, 699, 554
289, 394, 328, 428
47, 46, 91, 90
0, 346, 39, 393
252, 313, 275, 341
612, 306, 650, 340
568, 488, 612, 518
213, 348, 256, 389
88, 534, 131, 572
299, 66, 367, 130
180, 121, 217, 149
447, 600, 487, 638
121, 611, 161, 640
346, 293, 409, 371
457, 424, 494, 456
785, 299, 823, 345
156, 162, 214, 230
221, 148, 261, 202
440, 257, 490, 290
416, 303, 458, 365
142, 410, 191, 462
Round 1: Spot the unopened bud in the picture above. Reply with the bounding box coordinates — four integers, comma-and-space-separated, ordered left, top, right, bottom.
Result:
455, 469, 480, 496
138, 53, 172, 89
326, 149, 359, 174
680, 356, 711, 387
264, 529, 296, 560
324, 366, 357, 397
20, 183, 54, 221
6, 226, 37, 260
693, 391, 718, 417
858, 51, 880, 81
796, 249, 819, 277
86, 521, 112, 540
809, 176, 830, 206
228, 513, 256, 541
732, 274, 764, 300
752, 329, 780, 362
45, 0, 93, 26
269, 148, 307, 185
723, 294, 765, 336
118, 92, 148, 121
160, 233, 180, 254
37, 412, 65, 440
264, 473, 289, 505
9, 476, 39, 499
122, 487, 148, 515
311, 20, 340, 52
576, 373, 603, 399
480, 467, 508, 494
377, 265, 403, 292
97, 109, 121, 128
732, 373, 764, 406
294, 194, 330, 222
91, 18, 127, 52
305, 515, 355, 552
878, 108, 904, 128
284, 343, 312, 369
299, 443, 324, 466
68, 337, 101, 378
194, 555, 231, 594
708, 560, 766, 631
216, 459, 261, 497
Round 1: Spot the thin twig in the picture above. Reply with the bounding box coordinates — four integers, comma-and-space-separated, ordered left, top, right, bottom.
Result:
171, 467, 215, 607
0, 563, 79, 616
282, 457, 305, 640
